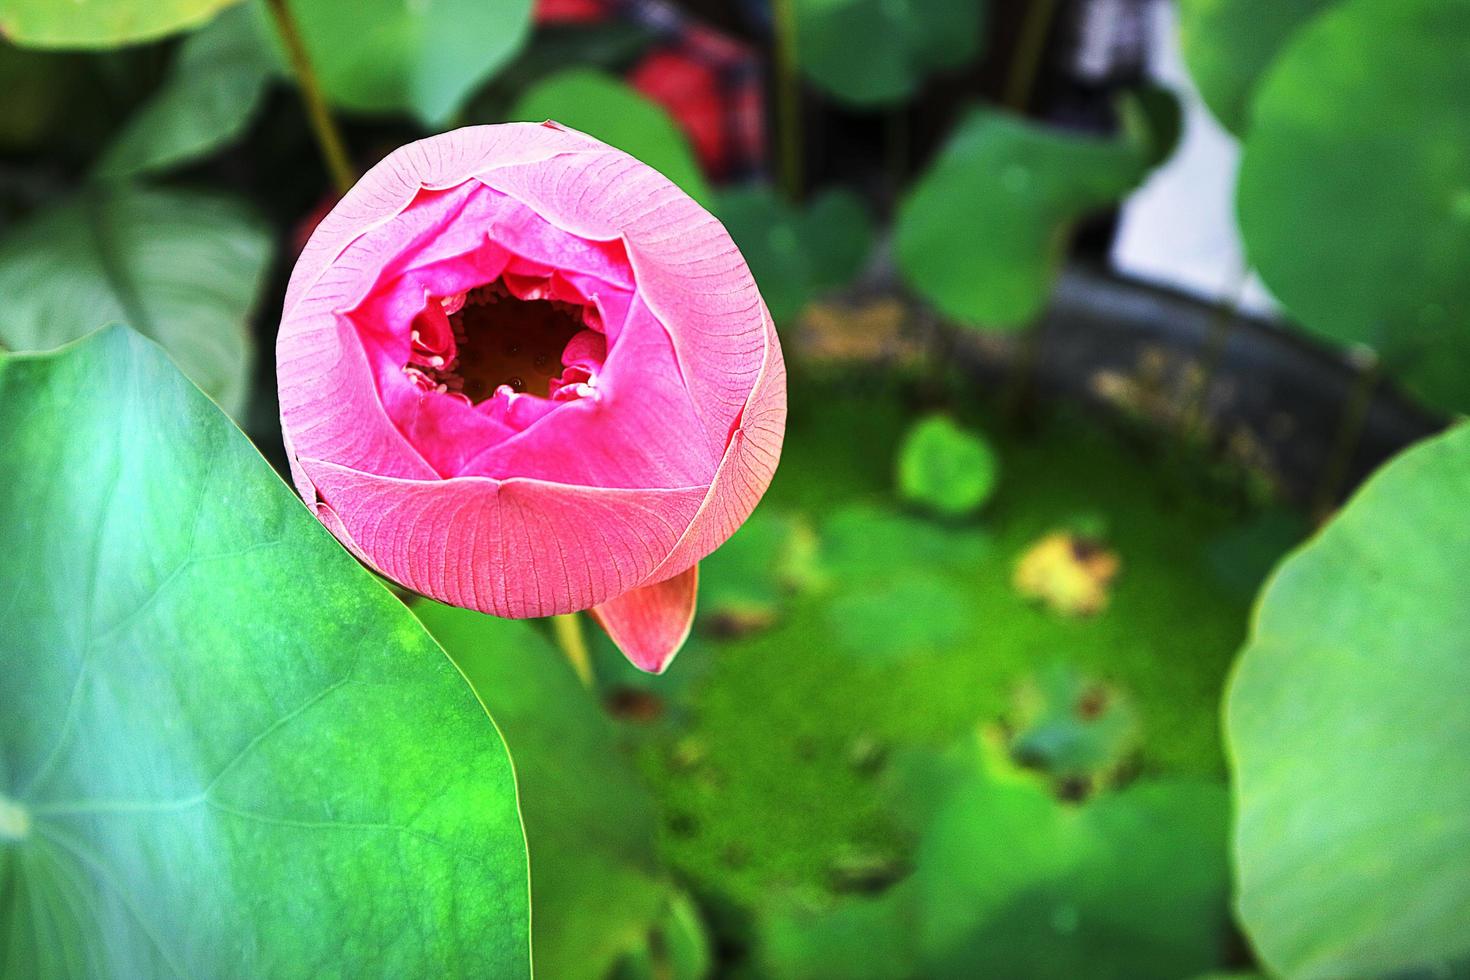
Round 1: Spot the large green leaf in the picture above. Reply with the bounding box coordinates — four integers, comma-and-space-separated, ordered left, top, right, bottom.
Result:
510, 69, 711, 207
277, 0, 532, 125
0, 184, 270, 417
1236, 0, 1470, 412
0, 326, 532, 978
759, 736, 1232, 978
714, 185, 873, 324
1176, 0, 1337, 135
0, 0, 237, 48
416, 602, 700, 980
896, 108, 1150, 329
794, 0, 984, 106
1228, 422, 1470, 978
98, 4, 279, 178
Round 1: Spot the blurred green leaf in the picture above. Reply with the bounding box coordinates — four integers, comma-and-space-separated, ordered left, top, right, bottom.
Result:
0, 326, 532, 978
715, 186, 873, 324
896, 109, 1150, 329
1228, 422, 1470, 978
1177, 0, 1337, 135
698, 508, 822, 631
760, 736, 1231, 979
276, 0, 532, 125
1237, 0, 1470, 412
0, 44, 85, 150
0, 0, 238, 47
0, 184, 270, 417
897, 414, 999, 517
794, 0, 984, 105
99, 4, 279, 178
612, 891, 713, 980
1009, 665, 1139, 785
510, 69, 711, 207
416, 602, 693, 980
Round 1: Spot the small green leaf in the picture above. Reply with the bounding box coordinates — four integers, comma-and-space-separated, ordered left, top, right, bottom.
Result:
1237, 0, 1470, 411
510, 69, 711, 207
0, 184, 270, 417
275, 0, 532, 125
98, 4, 279, 178
0, 326, 532, 978
715, 185, 873, 324
416, 602, 683, 980
1177, 0, 1338, 135
897, 414, 999, 517
1228, 422, 1470, 978
794, 0, 984, 105
896, 109, 1151, 329
0, 0, 239, 48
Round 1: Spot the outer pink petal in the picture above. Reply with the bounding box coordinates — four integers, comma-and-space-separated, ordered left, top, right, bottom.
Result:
590, 565, 699, 674
294, 455, 709, 618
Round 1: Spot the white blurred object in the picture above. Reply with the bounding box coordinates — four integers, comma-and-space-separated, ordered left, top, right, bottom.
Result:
1109, 0, 1277, 316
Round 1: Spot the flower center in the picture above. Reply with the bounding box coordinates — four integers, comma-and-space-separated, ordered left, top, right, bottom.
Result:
414, 281, 587, 402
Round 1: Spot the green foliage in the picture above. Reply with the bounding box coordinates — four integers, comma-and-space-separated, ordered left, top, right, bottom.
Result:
1236, 0, 1470, 412
277, 0, 533, 125
0, 0, 238, 47
897, 414, 999, 517
758, 736, 1232, 979
1009, 664, 1139, 785
896, 108, 1152, 329
0, 184, 271, 417
1176, 0, 1337, 135
510, 69, 711, 207
714, 186, 873, 324
99, 4, 279, 178
0, 327, 532, 978
1228, 423, 1470, 978
793, 0, 984, 106
416, 602, 700, 980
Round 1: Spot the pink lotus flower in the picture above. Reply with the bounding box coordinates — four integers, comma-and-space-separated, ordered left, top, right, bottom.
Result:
277, 123, 785, 672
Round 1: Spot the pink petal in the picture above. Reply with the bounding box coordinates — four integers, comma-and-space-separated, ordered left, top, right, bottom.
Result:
590, 565, 699, 674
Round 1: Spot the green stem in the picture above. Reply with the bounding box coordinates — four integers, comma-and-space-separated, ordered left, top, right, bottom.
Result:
265, 0, 355, 195
550, 613, 594, 688
1004, 0, 1061, 112
771, 0, 802, 202
1311, 353, 1381, 524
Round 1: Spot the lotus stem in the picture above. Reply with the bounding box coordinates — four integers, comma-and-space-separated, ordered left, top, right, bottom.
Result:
551, 613, 595, 688
1311, 352, 1381, 524
1004, 0, 1061, 112
265, 0, 355, 195
771, 0, 802, 201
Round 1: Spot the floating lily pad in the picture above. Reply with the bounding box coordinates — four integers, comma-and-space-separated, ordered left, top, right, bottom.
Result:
1228, 422, 1470, 978
897, 414, 999, 517
0, 184, 270, 417
511, 69, 711, 207
0, 327, 531, 978
896, 109, 1151, 329
1237, 0, 1470, 411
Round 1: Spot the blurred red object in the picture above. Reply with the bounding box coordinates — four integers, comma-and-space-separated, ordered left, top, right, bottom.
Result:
532, 0, 766, 181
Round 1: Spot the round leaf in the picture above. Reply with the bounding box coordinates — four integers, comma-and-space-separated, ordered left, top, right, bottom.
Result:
897, 414, 998, 517
510, 69, 711, 207
280, 0, 532, 124
896, 109, 1150, 329
417, 602, 681, 980
794, 0, 984, 106
1228, 422, 1470, 978
0, 0, 238, 48
1177, 0, 1338, 135
0, 326, 532, 978
1237, 0, 1470, 411
0, 184, 271, 417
